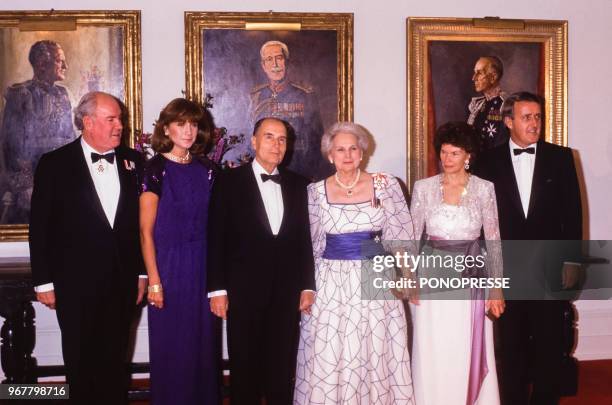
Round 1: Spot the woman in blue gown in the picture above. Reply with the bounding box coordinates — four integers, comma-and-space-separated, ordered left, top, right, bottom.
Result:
140, 98, 219, 404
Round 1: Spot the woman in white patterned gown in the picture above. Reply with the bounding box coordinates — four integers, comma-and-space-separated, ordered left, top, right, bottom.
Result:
409, 122, 505, 405
294, 122, 415, 405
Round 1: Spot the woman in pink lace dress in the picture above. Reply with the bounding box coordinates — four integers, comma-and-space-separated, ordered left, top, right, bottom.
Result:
410, 122, 505, 405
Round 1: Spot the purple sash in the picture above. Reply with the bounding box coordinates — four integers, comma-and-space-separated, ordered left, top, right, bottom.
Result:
322, 230, 384, 260
427, 237, 488, 405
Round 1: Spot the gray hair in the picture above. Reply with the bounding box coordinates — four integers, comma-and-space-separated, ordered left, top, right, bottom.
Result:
73, 91, 110, 131
260, 40, 290, 60
321, 122, 370, 157
480, 55, 504, 81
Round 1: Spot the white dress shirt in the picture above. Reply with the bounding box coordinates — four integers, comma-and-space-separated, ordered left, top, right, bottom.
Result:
81, 138, 121, 226
251, 159, 284, 234
208, 159, 285, 298
509, 138, 537, 217
34, 138, 121, 293
508, 139, 580, 268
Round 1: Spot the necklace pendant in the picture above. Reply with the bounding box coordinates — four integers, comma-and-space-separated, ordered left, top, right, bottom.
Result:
347, 189, 353, 197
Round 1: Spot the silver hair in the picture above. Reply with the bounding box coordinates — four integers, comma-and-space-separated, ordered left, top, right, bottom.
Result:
259, 40, 290, 60
73, 91, 111, 131
320, 122, 370, 157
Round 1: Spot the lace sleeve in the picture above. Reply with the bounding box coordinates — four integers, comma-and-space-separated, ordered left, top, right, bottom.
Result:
409, 180, 426, 241
308, 182, 326, 259
481, 180, 503, 279
379, 175, 414, 241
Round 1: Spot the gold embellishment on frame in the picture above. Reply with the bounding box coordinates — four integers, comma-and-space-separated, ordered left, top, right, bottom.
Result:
184, 11, 353, 122
0, 10, 142, 240
406, 17, 567, 191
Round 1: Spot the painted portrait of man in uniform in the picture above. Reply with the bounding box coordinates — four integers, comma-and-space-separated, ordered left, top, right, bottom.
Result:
0, 26, 127, 226
426, 41, 542, 175
427, 41, 544, 175
201, 30, 339, 181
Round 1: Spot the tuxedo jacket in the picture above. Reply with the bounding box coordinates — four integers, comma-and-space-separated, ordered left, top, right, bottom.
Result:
475, 140, 583, 293
207, 163, 315, 309
29, 137, 144, 301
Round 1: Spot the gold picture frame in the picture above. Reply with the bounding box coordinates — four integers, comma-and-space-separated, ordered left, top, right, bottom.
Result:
407, 17, 567, 189
185, 12, 353, 180
0, 10, 142, 240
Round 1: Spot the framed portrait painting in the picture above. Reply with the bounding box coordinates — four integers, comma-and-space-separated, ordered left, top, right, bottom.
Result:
407, 17, 567, 189
0, 10, 142, 240
185, 12, 353, 182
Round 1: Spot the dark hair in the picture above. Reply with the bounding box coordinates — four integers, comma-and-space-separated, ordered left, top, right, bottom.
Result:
252, 117, 294, 139
28, 40, 60, 68
481, 55, 504, 81
152, 98, 211, 156
501, 91, 544, 120
434, 122, 478, 165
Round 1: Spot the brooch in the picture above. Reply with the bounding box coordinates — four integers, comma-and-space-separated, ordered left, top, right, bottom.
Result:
124, 159, 136, 171
370, 173, 388, 208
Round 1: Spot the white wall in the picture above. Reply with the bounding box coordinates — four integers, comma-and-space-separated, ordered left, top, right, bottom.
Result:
1, 0, 611, 380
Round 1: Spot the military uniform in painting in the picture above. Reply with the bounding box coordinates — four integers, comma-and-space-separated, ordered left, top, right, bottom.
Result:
467, 92, 508, 153
1, 79, 76, 223
250, 80, 331, 181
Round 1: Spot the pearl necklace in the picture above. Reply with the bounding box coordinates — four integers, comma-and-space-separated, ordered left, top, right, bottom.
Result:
164, 150, 191, 163
335, 169, 361, 197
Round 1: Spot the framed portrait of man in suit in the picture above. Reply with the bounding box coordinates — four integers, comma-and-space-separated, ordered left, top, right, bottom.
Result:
0, 10, 142, 240
406, 17, 567, 189
185, 12, 353, 182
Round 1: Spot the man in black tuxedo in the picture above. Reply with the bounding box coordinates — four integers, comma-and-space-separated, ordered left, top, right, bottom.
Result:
208, 117, 315, 404
29, 91, 146, 404
475, 92, 582, 405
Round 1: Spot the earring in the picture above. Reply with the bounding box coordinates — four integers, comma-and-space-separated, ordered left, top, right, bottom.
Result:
464, 160, 470, 171
329, 159, 334, 164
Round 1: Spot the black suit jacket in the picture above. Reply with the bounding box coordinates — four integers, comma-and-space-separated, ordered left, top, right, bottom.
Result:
207, 163, 315, 309
475, 140, 582, 295
29, 137, 144, 300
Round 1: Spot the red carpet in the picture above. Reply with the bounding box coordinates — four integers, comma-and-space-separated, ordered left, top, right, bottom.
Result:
559, 360, 612, 405
130, 360, 612, 404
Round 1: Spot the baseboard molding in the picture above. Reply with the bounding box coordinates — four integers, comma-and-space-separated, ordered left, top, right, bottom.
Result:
575, 305, 612, 361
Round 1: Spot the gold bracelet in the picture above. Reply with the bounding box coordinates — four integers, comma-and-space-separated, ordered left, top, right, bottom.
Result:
148, 283, 163, 293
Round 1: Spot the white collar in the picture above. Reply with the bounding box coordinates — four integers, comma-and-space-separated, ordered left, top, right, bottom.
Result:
81, 137, 115, 157
509, 138, 537, 153
252, 158, 279, 176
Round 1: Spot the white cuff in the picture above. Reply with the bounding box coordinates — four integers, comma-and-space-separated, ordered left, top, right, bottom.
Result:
139, 274, 148, 279
34, 283, 54, 293
207, 290, 227, 298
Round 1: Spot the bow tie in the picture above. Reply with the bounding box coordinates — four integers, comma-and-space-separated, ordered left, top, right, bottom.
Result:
261, 173, 281, 184
513, 147, 535, 156
91, 152, 115, 164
